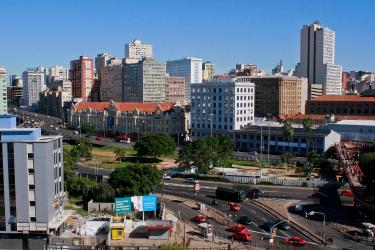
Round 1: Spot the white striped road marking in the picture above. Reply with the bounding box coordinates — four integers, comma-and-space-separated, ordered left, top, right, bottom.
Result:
164, 183, 217, 189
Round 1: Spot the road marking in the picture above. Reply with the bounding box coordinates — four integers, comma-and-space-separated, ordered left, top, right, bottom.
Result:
164, 182, 217, 189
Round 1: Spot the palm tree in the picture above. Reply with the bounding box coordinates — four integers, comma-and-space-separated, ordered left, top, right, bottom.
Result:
302, 118, 313, 158
282, 119, 294, 171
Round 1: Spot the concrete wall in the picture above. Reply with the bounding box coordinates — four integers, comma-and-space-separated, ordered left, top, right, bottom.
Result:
14, 143, 29, 223
87, 200, 114, 213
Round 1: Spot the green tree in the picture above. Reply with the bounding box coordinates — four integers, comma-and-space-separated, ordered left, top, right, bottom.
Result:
90, 182, 115, 202
109, 164, 162, 196
302, 118, 314, 156
359, 152, 375, 187
308, 150, 323, 168
77, 139, 93, 158
282, 119, 294, 171
134, 134, 175, 159
66, 176, 97, 197
81, 123, 95, 135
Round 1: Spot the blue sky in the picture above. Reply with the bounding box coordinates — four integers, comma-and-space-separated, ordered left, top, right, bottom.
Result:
1, 0, 374, 79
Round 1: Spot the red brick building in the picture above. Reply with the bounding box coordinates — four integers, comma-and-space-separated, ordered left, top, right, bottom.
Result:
69, 56, 94, 100
342, 72, 350, 92
306, 95, 375, 116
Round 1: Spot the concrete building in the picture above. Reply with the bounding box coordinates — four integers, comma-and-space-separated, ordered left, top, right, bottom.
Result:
233, 120, 341, 156
39, 80, 72, 120
310, 83, 323, 99
95, 53, 121, 80
123, 58, 166, 102
22, 67, 46, 107
125, 39, 153, 61
306, 95, 375, 116
7, 86, 23, 107
326, 120, 375, 142
202, 62, 215, 81
235, 64, 258, 76
69, 56, 94, 101
67, 101, 189, 138
0, 115, 66, 234
237, 76, 308, 117
191, 78, 255, 139
272, 60, 284, 75
294, 22, 343, 96
46, 66, 69, 88
166, 75, 185, 105
166, 57, 202, 102
0, 67, 7, 115
100, 64, 123, 102
10, 75, 23, 87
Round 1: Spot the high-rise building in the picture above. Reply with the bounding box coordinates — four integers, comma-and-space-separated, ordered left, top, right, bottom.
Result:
237, 76, 308, 117
166, 57, 202, 102
0, 67, 7, 115
95, 53, 121, 79
166, 75, 185, 105
191, 78, 255, 139
7, 86, 23, 107
202, 62, 215, 81
22, 67, 46, 107
100, 64, 123, 101
294, 22, 343, 95
10, 75, 23, 87
69, 56, 94, 101
0, 115, 65, 234
235, 64, 258, 76
123, 58, 166, 102
125, 39, 153, 61
45, 66, 69, 89
272, 60, 284, 75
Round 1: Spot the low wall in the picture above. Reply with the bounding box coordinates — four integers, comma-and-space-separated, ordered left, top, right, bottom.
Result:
87, 200, 114, 213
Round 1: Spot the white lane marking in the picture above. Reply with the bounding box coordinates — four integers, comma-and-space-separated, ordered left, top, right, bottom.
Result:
261, 218, 267, 221
277, 229, 291, 238
164, 182, 217, 189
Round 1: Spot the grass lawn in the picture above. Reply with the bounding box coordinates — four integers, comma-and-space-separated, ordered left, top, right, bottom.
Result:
229, 159, 260, 167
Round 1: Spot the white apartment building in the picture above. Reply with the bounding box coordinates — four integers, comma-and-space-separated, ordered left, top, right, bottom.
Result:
166, 57, 202, 102
125, 39, 153, 61
191, 78, 255, 139
0, 115, 66, 235
295, 22, 342, 95
22, 67, 46, 107
0, 67, 7, 115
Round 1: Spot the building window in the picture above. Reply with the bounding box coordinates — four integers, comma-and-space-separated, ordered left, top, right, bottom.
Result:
27, 153, 34, 159
29, 185, 35, 190
30, 217, 36, 222
30, 201, 35, 206
28, 169, 35, 174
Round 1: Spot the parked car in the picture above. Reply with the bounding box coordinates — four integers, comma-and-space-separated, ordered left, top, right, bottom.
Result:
95, 136, 104, 141
238, 216, 252, 225
283, 236, 306, 246
191, 214, 206, 223
226, 225, 248, 234
186, 178, 199, 184
248, 188, 264, 199
232, 232, 252, 242
228, 202, 241, 212
361, 222, 375, 237
163, 174, 171, 180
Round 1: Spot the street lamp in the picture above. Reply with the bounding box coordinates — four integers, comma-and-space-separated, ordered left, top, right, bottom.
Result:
305, 211, 326, 244
269, 219, 288, 244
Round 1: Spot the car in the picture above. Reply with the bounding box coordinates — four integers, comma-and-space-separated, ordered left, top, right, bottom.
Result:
262, 221, 277, 232
95, 136, 104, 141
248, 188, 263, 199
191, 214, 206, 223
228, 202, 241, 212
274, 220, 290, 230
232, 232, 252, 242
238, 215, 252, 225
249, 151, 258, 155
74, 130, 79, 134
186, 178, 199, 184
283, 236, 306, 246
342, 189, 353, 197
226, 225, 248, 233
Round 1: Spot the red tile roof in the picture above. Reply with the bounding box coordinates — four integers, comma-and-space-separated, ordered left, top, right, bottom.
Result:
311, 95, 375, 102
73, 102, 175, 112
279, 114, 375, 121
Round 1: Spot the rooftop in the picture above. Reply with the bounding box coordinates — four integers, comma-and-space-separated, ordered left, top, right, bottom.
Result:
311, 95, 375, 102
73, 101, 175, 113
279, 114, 375, 121
335, 120, 375, 126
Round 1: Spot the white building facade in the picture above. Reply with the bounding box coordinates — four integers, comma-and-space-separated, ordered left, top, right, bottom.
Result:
166, 57, 203, 102
295, 22, 342, 95
125, 39, 153, 61
191, 78, 255, 139
22, 67, 46, 107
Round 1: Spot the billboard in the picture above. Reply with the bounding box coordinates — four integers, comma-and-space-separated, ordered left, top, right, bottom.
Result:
115, 197, 131, 214
115, 195, 157, 214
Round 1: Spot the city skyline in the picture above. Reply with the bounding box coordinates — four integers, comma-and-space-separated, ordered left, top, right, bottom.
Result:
1, 0, 374, 79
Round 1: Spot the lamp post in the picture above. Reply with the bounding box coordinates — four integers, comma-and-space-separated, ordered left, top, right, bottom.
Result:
269, 219, 288, 244
306, 211, 326, 244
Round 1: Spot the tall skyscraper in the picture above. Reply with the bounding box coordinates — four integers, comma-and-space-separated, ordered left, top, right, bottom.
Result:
0, 67, 7, 114
46, 66, 69, 89
101, 64, 123, 101
166, 57, 202, 102
125, 39, 153, 61
295, 22, 343, 95
95, 53, 121, 79
0, 115, 65, 234
22, 67, 46, 107
69, 56, 94, 101
123, 58, 166, 102
202, 61, 215, 81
